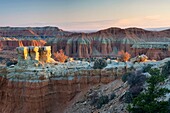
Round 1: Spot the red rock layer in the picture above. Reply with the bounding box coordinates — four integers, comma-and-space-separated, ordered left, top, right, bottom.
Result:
131, 48, 170, 60
1, 27, 170, 59
1, 40, 46, 50
0, 27, 71, 37
50, 41, 133, 58
0, 68, 125, 113
0, 41, 3, 50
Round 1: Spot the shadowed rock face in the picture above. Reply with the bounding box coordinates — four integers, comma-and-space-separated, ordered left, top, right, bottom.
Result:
0, 40, 46, 50
48, 28, 170, 59
0, 75, 116, 113
0, 66, 126, 113
1, 27, 170, 59
1, 54, 170, 113
0, 41, 3, 50
0, 26, 71, 38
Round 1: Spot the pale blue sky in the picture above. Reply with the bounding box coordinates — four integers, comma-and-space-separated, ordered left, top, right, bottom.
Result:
0, 0, 170, 30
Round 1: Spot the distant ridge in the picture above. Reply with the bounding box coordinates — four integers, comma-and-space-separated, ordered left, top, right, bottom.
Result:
69, 30, 98, 33
1, 26, 170, 59
144, 27, 170, 31
0, 26, 170, 39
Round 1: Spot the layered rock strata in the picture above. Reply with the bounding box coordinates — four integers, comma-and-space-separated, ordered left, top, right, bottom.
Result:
0, 69, 120, 113
1, 27, 170, 59
0, 40, 46, 50
0, 26, 71, 38
0, 46, 131, 113
131, 42, 170, 60
1, 47, 170, 113
49, 37, 133, 58
1, 62, 129, 113
16, 46, 55, 67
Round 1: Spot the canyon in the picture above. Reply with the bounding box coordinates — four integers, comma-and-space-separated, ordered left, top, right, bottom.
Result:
0, 27, 170, 112
0, 27, 170, 60
0, 45, 170, 113
0, 46, 127, 113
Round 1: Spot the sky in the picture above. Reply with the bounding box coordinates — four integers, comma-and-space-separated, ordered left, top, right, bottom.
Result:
0, 0, 170, 31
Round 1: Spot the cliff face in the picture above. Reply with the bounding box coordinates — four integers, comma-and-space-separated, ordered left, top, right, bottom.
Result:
0, 41, 2, 50
0, 26, 71, 38
1, 44, 170, 113
0, 67, 122, 113
0, 40, 46, 50
1, 27, 170, 59
48, 28, 170, 59
0, 45, 128, 113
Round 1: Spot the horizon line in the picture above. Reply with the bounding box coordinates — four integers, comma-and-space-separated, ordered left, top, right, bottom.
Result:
0, 26, 170, 31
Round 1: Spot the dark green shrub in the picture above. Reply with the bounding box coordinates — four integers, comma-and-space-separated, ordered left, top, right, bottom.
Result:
122, 71, 146, 104
162, 61, 170, 77
127, 68, 170, 113
124, 91, 133, 103
93, 58, 107, 69
110, 92, 116, 100
6, 60, 17, 67
127, 71, 146, 87
106, 55, 111, 59
122, 72, 131, 82
89, 92, 98, 105
96, 95, 109, 109
143, 64, 153, 73
168, 98, 170, 111
129, 86, 143, 98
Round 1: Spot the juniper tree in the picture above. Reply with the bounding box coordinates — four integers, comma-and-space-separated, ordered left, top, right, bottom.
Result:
127, 68, 170, 113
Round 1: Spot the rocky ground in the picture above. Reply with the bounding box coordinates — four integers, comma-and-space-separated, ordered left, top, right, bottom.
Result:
0, 50, 17, 65
65, 79, 129, 113
65, 75, 170, 113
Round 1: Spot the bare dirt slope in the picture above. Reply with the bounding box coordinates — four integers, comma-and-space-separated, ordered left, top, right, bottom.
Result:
65, 79, 129, 113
